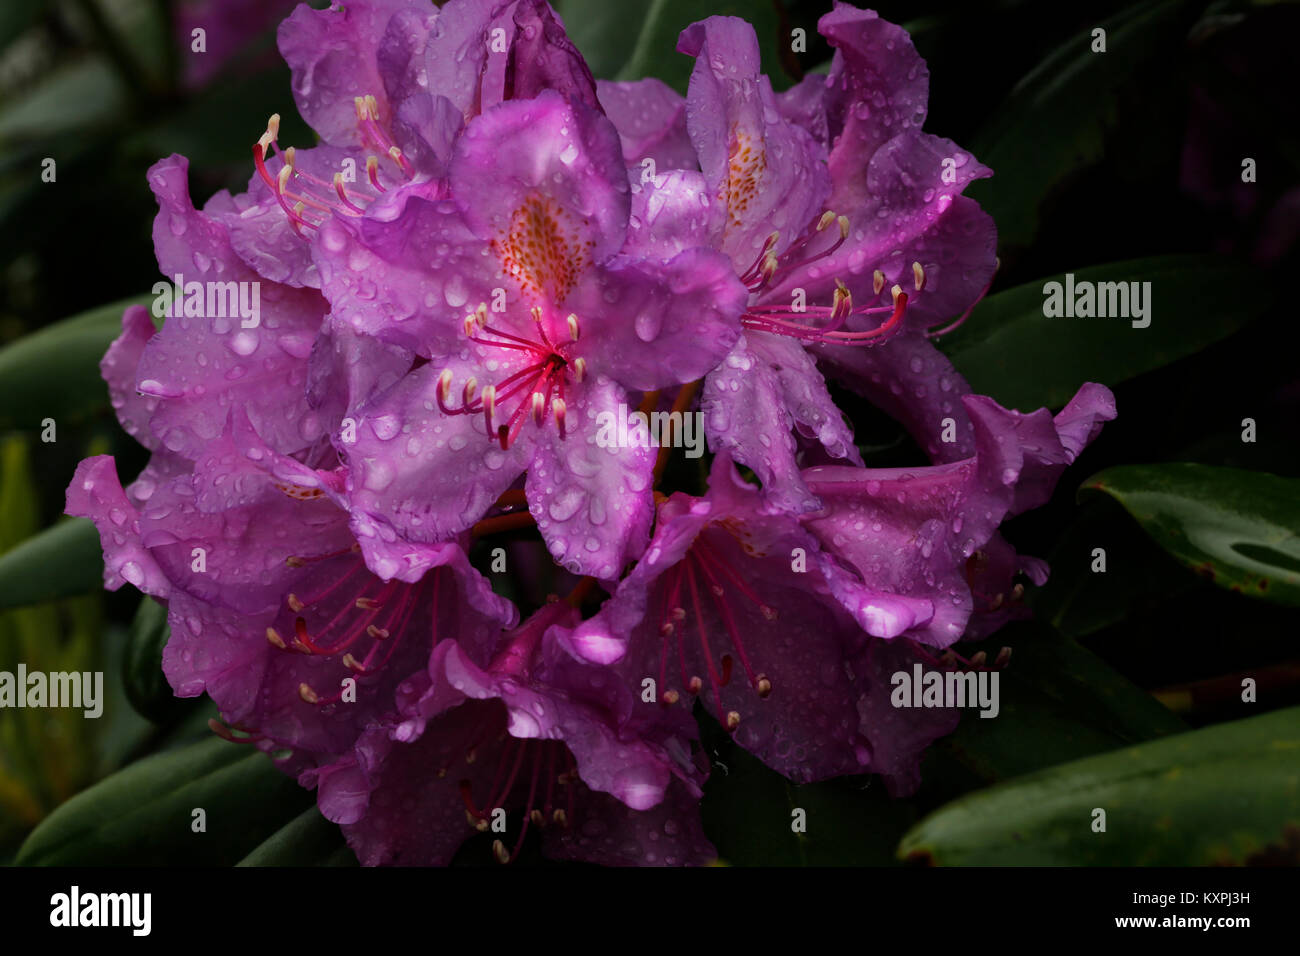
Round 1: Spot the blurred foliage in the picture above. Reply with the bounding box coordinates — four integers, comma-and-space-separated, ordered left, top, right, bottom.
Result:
0, 0, 1297, 865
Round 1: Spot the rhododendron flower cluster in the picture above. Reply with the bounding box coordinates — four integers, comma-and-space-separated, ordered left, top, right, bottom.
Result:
68, 0, 1114, 866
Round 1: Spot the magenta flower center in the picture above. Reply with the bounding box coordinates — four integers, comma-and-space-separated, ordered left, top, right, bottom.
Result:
436, 303, 582, 449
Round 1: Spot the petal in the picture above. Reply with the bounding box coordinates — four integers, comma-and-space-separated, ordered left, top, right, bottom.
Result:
567, 248, 745, 392
343, 362, 533, 546
102, 305, 160, 452
816, 331, 976, 464
801, 385, 1115, 646
65, 456, 170, 598
421, 0, 519, 120
544, 777, 716, 866
702, 335, 820, 514
322, 703, 501, 865
312, 190, 504, 358
678, 16, 830, 268
597, 78, 696, 169
162, 590, 267, 708
626, 170, 715, 261
450, 91, 630, 296
776, 71, 831, 150
779, 134, 994, 320
527, 377, 655, 581
440, 642, 677, 812
277, 0, 412, 147
305, 314, 413, 435
819, 4, 930, 160
565, 493, 713, 668
142, 156, 328, 458
703, 331, 863, 515
505, 0, 600, 108
852, 637, 960, 797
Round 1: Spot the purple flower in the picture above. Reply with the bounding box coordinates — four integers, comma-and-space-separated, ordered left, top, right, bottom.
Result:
141, 156, 338, 459
802, 384, 1116, 646
66, 427, 514, 777
559, 455, 956, 789
224, 0, 601, 290
310, 602, 714, 865
596, 78, 695, 169
608, 8, 1000, 514
316, 89, 746, 581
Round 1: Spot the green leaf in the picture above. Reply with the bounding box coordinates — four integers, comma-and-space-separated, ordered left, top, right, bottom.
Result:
123, 596, 195, 725
0, 0, 46, 58
1082, 463, 1300, 605
900, 705, 1300, 865
967, 0, 1197, 249
0, 294, 152, 431
0, 519, 104, 611
16, 736, 312, 865
942, 624, 1186, 783
938, 255, 1272, 410
0, 57, 129, 143
558, 0, 655, 80
237, 805, 356, 867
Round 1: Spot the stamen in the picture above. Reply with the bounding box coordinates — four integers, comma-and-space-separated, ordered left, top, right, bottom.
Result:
334, 173, 365, 213
552, 398, 567, 439
366, 156, 386, 192
481, 384, 497, 437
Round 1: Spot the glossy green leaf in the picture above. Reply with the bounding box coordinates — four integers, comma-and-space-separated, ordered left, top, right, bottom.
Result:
558, 0, 655, 79
0, 519, 103, 611
16, 736, 312, 865
942, 624, 1187, 783
1082, 463, 1300, 605
967, 0, 1197, 249
0, 294, 152, 431
123, 596, 194, 725
900, 705, 1300, 865
0, 58, 129, 142
237, 805, 356, 867
939, 256, 1272, 410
